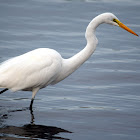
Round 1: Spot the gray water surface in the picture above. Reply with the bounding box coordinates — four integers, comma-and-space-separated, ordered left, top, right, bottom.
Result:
0, 0, 140, 140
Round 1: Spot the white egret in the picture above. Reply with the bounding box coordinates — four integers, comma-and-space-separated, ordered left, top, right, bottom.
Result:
0, 13, 138, 111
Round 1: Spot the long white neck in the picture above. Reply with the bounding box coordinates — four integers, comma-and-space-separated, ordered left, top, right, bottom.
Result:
53, 15, 104, 84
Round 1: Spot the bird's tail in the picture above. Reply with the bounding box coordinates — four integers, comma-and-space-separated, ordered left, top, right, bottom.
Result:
0, 88, 8, 94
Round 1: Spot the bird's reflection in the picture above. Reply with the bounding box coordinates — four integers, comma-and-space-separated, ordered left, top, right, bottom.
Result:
0, 108, 72, 140
30, 109, 35, 124
0, 124, 72, 140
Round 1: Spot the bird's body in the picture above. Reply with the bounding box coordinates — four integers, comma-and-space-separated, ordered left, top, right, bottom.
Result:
0, 48, 63, 91
0, 13, 138, 110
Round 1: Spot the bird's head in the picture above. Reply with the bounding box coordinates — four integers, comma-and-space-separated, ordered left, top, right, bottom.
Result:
103, 13, 138, 36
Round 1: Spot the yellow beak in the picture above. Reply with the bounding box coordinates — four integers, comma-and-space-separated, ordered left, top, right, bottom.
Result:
115, 19, 138, 36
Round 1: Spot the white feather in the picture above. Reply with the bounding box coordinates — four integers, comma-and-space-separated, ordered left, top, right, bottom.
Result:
0, 48, 62, 91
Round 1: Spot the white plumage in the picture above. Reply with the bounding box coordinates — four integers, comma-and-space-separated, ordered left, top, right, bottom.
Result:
0, 48, 63, 91
0, 13, 138, 111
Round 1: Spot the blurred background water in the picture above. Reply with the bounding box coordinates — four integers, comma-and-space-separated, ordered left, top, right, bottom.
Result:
0, 0, 140, 140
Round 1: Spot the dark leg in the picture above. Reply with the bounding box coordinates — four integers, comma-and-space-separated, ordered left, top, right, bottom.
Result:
0, 88, 8, 94
29, 98, 34, 112
29, 88, 39, 112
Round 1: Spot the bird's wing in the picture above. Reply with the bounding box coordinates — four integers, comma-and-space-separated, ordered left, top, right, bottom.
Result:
0, 48, 62, 91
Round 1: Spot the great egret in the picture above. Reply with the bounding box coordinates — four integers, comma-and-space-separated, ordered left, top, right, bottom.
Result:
0, 13, 138, 111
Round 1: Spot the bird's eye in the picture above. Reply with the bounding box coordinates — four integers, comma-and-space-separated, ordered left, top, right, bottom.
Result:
113, 19, 117, 23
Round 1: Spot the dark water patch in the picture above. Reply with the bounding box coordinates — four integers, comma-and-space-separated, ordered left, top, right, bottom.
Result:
0, 124, 72, 140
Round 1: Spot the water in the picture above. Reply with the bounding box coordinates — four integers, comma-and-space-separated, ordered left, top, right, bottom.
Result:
0, 0, 140, 140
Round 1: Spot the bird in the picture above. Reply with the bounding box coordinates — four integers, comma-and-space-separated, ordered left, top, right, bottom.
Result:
0, 13, 138, 111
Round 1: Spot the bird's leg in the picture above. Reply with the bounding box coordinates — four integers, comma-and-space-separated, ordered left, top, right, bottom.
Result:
0, 88, 8, 94
29, 98, 34, 112
29, 88, 40, 111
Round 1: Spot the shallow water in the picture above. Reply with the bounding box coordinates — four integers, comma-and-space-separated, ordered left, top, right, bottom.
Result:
0, 0, 140, 140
